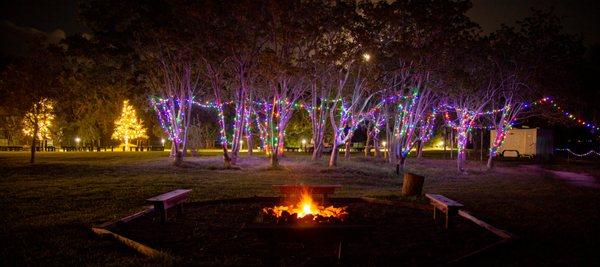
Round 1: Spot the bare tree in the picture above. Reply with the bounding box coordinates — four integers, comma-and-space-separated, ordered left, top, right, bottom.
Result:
243, 96, 254, 156
391, 85, 436, 174
306, 66, 334, 161
255, 76, 305, 167
204, 62, 235, 167
329, 65, 372, 167
149, 49, 199, 165
445, 81, 497, 172
364, 105, 385, 158
487, 77, 526, 169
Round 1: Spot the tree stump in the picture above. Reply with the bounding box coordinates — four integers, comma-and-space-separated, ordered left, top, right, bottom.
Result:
402, 173, 425, 197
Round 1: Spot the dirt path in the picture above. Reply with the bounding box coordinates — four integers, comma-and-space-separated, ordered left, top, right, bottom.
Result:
521, 165, 600, 189
548, 169, 600, 189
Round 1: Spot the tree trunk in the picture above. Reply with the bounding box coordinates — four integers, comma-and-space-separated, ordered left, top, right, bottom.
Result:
182, 97, 193, 158
270, 151, 279, 167
344, 141, 351, 159
246, 135, 253, 156
173, 140, 183, 165
364, 134, 371, 157
386, 122, 393, 163
457, 151, 466, 172
486, 153, 494, 169
29, 134, 37, 164
416, 140, 424, 159
29, 113, 39, 164
170, 142, 176, 157
329, 143, 339, 167
450, 129, 454, 159
402, 173, 425, 197
277, 136, 285, 158
395, 156, 407, 175
311, 142, 322, 161
374, 140, 381, 158
125, 137, 129, 151
443, 127, 447, 157
222, 145, 232, 167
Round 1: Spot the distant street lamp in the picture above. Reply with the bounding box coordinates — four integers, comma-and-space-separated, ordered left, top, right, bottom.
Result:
363, 53, 371, 62
301, 139, 307, 152
75, 137, 81, 150
161, 138, 165, 146
382, 141, 387, 159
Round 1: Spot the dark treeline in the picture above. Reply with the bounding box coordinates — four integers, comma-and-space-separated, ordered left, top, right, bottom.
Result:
0, 0, 596, 170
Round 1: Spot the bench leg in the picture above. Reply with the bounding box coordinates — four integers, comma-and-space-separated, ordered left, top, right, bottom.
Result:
445, 212, 450, 229
433, 207, 437, 220
154, 204, 167, 223
177, 203, 183, 216
446, 209, 459, 229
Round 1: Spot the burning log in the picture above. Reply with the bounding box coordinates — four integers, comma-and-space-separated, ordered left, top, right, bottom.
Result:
261, 189, 348, 225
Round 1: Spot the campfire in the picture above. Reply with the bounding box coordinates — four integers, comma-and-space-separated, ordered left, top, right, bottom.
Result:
262, 188, 348, 224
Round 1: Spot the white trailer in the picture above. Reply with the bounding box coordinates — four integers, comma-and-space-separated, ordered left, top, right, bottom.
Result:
490, 128, 553, 158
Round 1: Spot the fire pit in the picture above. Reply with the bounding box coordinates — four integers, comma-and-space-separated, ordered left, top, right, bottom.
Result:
244, 186, 373, 261
97, 194, 509, 265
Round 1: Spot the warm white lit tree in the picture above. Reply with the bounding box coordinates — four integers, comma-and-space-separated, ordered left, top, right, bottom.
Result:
22, 98, 55, 142
112, 100, 147, 150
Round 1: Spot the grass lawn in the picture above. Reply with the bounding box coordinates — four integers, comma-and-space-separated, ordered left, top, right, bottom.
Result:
1, 151, 599, 266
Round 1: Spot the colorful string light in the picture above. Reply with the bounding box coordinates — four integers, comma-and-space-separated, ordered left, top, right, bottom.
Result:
556, 148, 600, 157
526, 97, 600, 132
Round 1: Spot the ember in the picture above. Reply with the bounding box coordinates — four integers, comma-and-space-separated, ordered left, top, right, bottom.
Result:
262, 189, 348, 224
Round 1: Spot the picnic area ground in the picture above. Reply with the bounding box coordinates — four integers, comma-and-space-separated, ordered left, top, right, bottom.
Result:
1, 151, 599, 266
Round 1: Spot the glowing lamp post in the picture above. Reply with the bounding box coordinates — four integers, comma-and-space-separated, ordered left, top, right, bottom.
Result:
382, 141, 387, 159
75, 137, 81, 151
161, 138, 165, 146
301, 139, 307, 152
240, 140, 244, 151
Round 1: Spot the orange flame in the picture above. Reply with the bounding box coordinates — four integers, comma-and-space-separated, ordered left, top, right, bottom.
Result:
263, 190, 347, 220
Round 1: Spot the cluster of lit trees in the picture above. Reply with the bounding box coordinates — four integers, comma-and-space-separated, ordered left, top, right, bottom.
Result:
1, 1, 587, 172
131, 1, 558, 171
18, 98, 147, 162
78, 1, 581, 171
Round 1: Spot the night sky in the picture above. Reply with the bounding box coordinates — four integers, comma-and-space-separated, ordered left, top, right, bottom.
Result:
0, 0, 599, 57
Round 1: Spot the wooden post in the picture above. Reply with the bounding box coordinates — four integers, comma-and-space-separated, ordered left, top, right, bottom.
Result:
402, 173, 425, 197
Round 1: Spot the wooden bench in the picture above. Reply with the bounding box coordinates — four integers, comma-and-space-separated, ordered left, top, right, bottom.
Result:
501, 149, 520, 157
1, 146, 24, 151
272, 184, 341, 204
146, 189, 192, 223
285, 146, 300, 152
425, 194, 464, 229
